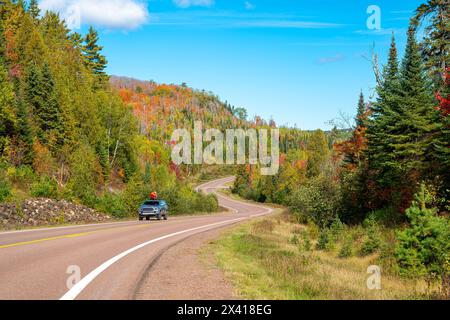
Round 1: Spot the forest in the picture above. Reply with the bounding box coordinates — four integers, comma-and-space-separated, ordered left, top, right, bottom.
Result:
0, 0, 448, 296
232, 1, 449, 294
0, 0, 224, 216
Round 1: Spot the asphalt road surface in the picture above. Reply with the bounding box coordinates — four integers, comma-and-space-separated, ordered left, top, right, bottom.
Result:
0, 177, 272, 300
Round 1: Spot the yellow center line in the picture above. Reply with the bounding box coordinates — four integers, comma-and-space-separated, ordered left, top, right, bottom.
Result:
0, 232, 92, 249
0, 223, 153, 250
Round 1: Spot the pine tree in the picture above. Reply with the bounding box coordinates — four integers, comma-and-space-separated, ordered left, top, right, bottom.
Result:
412, 0, 450, 88
0, 1, 9, 64
0, 61, 17, 138
356, 91, 366, 127
16, 98, 34, 164
15, 0, 25, 11
433, 68, 450, 205
25, 63, 63, 146
28, 0, 40, 20
39, 64, 62, 141
69, 32, 83, 50
366, 27, 437, 211
307, 130, 329, 177
83, 26, 109, 85
366, 33, 402, 184
392, 27, 435, 174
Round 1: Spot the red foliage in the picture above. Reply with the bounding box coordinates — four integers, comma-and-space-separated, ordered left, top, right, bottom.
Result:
435, 67, 450, 117
333, 125, 368, 170
169, 162, 182, 180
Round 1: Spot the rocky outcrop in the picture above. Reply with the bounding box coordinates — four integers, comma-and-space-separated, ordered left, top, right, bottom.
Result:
0, 199, 111, 230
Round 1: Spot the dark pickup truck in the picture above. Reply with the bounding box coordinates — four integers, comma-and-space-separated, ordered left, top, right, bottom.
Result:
138, 200, 169, 221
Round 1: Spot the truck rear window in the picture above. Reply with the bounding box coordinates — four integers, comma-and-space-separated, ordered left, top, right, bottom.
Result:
144, 201, 160, 206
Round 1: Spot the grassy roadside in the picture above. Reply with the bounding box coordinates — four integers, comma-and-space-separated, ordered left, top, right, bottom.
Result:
207, 212, 433, 300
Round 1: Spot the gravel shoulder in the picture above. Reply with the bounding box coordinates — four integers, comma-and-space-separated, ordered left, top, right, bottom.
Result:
134, 226, 236, 300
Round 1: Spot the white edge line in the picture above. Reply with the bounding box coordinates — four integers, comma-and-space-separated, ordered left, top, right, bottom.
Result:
195, 176, 235, 192
60, 217, 245, 300
60, 178, 273, 301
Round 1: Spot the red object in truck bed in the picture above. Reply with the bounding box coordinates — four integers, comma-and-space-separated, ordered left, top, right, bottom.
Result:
149, 192, 158, 200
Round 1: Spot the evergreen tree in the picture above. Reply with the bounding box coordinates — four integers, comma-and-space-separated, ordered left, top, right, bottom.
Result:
25, 63, 63, 146
39, 64, 63, 142
15, 98, 34, 164
28, 0, 40, 20
433, 69, 450, 206
393, 27, 435, 174
366, 26, 437, 210
83, 26, 109, 85
412, 0, 450, 88
307, 130, 329, 177
366, 33, 402, 185
15, 0, 25, 11
69, 32, 83, 50
0, 4, 6, 63
0, 61, 17, 138
356, 91, 366, 127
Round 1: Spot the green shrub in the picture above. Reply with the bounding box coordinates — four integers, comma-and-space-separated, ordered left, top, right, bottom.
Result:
360, 216, 382, 256
395, 184, 450, 283
96, 193, 126, 218
6, 165, 35, 187
290, 234, 300, 245
204, 193, 219, 212
195, 193, 219, 213
67, 144, 101, 205
307, 220, 320, 239
122, 175, 148, 215
30, 176, 58, 198
0, 177, 11, 202
161, 185, 219, 215
367, 207, 402, 227
301, 231, 312, 251
329, 216, 345, 241
163, 186, 193, 214
288, 174, 340, 228
339, 235, 353, 258
316, 228, 332, 251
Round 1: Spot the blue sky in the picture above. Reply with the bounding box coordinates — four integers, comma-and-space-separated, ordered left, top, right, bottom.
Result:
39, 0, 425, 130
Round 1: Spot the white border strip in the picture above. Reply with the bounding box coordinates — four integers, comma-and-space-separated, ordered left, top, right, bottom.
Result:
60, 217, 245, 300
60, 177, 273, 300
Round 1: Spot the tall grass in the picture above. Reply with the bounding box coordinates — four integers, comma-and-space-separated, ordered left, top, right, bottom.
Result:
209, 212, 436, 300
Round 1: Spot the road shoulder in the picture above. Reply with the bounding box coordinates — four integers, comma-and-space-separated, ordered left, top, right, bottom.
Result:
134, 226, 237, 300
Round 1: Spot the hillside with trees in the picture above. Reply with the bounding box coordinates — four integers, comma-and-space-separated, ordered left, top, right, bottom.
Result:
0, 0, 448, 298
0, 1, 326, 221
0, 0, 229, 218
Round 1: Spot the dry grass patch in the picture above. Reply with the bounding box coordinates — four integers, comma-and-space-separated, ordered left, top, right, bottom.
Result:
208, 213, 433, 300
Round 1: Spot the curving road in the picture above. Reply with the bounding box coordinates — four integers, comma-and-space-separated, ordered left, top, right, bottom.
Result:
0, 177, 272, 300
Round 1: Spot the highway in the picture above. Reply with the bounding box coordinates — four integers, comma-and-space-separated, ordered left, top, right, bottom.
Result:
0, 177, 272, 300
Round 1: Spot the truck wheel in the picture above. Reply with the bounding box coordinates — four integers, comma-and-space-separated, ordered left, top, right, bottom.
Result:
164, 214, 168, 220
146, 217, 150, 221
139, 217, 143, 221
157, 214, 162, 221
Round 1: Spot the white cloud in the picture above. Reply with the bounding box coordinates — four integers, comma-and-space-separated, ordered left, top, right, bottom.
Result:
173, 0, 214, 8
39, 0, 149, 30
316, 54, 345, 65
236, 20, 343, 29
244, 1, 255, 10
354, 28, 405, 36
